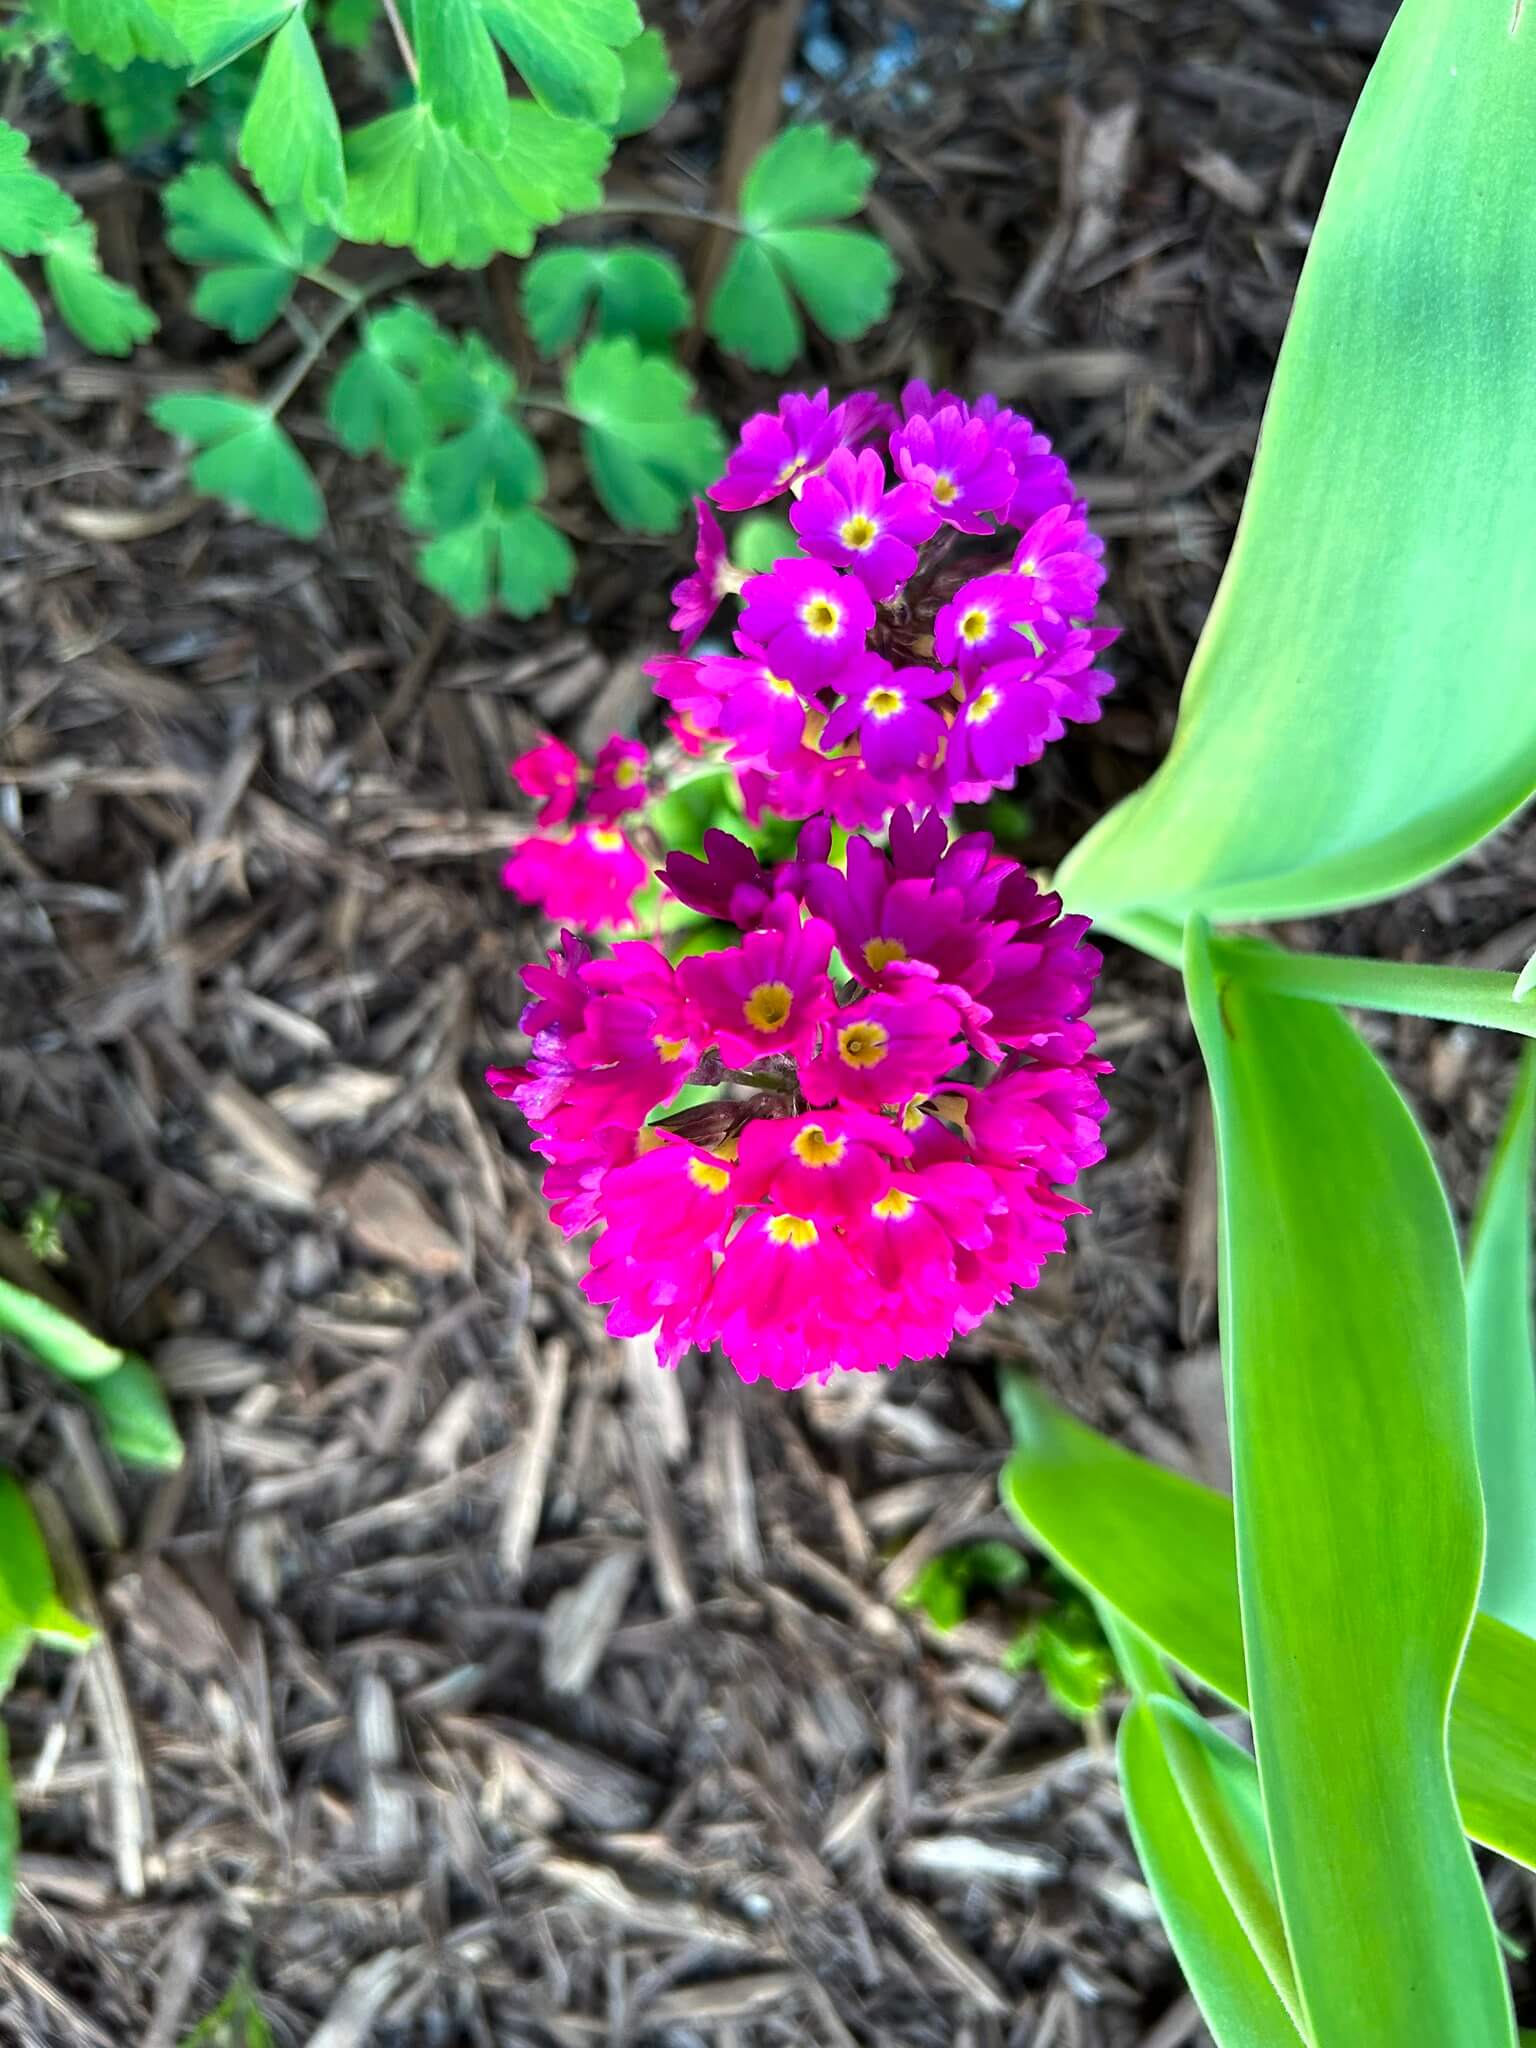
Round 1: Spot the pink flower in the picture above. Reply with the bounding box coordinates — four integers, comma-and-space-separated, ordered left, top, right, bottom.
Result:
818, 653, 953, 784
510, 735, 582, 828
934, 572, 1045, 674
733, 1110, 900, 1223
708, 1211, 869, 1387
670, 498, 734, 651
737, 559, 875, 685
944, 628, 1118, 799
709, 389, 884, 511
805, 988, 966, 1111
662, 829, 775, 928
588, 735, 649, 822
790, 447, 940, 600
501, 825, 648, 930
1011, 504, 1107, 622
890, 407, 1016, 533
706, 640, 812, 759
676, 900, 837, 1065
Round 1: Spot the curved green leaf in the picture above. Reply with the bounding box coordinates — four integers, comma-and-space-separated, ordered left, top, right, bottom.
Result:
79, 1358, 184, 1471
1467, 1047, 1536, 1637
706, 236, 802, 373
566, 335, 725, 533
522, 245, 690, 355
1000, 1375, 1536, 1875
0, 1477, 92, 1652
0, 261, 41, 358
0, 122, 81, 255
152, 393, 325, 539
41, 221, 158, 356
1185, 920, 1512, 2045
1119, 1704, 1304, 2048
739, 124, 876, 231
1057, 0, 1536, 927
239, 10, 345, 225
0, 1274, 125, 1382
165, 164, 337, 343
477, 0, 641, 126
611, 26, 676, 139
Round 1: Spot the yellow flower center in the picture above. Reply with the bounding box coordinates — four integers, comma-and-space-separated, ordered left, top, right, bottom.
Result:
653, 1034, 690, 1063
965, 687, 1002, 726
766, 671, 798, 697
744, 980, 793, 1032
1017, 555, 1039, 576
931, 473, 958, 505
872, 1187, 916, 1221
687, 1157, 731, 1195
863, 936, 909, 972
839, 513, 878, 550
803, 597, 842, 638
791, 1124, 846, 1168
866, 687, 904, 719
959, 608, 990, 643
837, 1019, 890, 1069
767, 1213, 818, 1249
613, 758, 642, 787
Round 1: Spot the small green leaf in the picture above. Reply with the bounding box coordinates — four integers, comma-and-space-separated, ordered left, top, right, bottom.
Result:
611, 25, 677, 139
522, 245, 690, 356
417, 504, 574, 618
152, 392, 325, 538
326, 303, 455, 463
739, 123, 876, 231
60, 54, 185, 152
0, 1476, 91, 1650
322, 0, 379, 49
760, 227, 896, 341
40, 221, 157, 356
240, 10, 345, 224
0, 1725, 18, 1941
165, 164, 337, 342
0, 121, 80, 256
477, 0, 641, 125
1033, 1606, 1117, 1718
707, 236, 803, 373
34, 0, 187, 67
732, 512, 799, 573
566, 335, 727, 533
416, 0, 509, 155
79, 1358, 184, 1471
342, 99, 610, 268
1119, 1704, 1305, 2048
402, 410, 543, 530
0, 1274, 125, 1382
0, 259, 43, 358
1467, 1047, 1536, 1637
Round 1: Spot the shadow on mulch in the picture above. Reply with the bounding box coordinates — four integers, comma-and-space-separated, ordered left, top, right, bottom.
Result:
6, 1, 1531, 2043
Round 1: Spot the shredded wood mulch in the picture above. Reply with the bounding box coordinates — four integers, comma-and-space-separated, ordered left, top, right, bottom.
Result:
6, 1, 1534, 2042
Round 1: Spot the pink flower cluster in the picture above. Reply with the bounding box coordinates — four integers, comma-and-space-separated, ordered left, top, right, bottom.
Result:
491, 812, 1107, 1387
649, 385, 1116, 828
501, 733, 651, 930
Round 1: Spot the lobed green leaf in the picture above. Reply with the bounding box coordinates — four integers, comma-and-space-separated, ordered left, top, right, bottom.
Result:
34, 0, 187, 67
0, 259, 43, 358
1057, 0, 1536, 928
326, 303, 457, 463
165, 163, 337, 342
0, 120, 81, 256
152, 392, 325, 539
739, 123, 876, 231
415, 0, 510, 156
476, 0, 642, 126
522, 245, 690, 355
566, 335, 726, 533
172, 0, 294, 79
239, 9, 345, 225
1467, 1047, 1536, 1637
416, 504, 574, 618
610, 25, 677, 138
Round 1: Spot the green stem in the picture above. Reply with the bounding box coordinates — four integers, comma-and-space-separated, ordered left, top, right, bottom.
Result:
0, 1275, 123, 1383
380, 0, 418, 84
518, 392, 584, 424
266, 262, 418, 420
591, 196, 743, 235
1222, 942, 1536, 1039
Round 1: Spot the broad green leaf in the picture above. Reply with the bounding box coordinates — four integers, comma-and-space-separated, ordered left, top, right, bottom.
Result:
522, 246, 690, 355
0, 121, 80, 256
151, 393, 325, 539
476, 0, 641, 125
172, 0, 293, 79
706, 127, 895, 371
1467, 1047, 1536, 1637
415, 0, 509, 155
401, 409, 543, 531
0, 260, 43, 358
416, 504, 574, 618
739, 124, 876, 231
732, 512, 799, 573
1119, 1705, 1305, 2048
79, 1358, 185, 1471
1186, 921, 1514, 2043
1057, 1, 1536, 928
34, 0, 187, 66
1000, 1374, 1536, 1874
0, 1476, 92, 1651
0, 1274, 125, 1382
611, 26, 676, 139
343, 99, 610, 268
566, 336, 726, 533
165, 164, 337, 342
239, 10, 345, 224
326, 303, 456, 463
0, 1726, 18, 1940
41, 220, 158, 356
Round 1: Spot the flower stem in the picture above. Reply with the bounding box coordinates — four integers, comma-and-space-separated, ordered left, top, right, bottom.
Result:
1220, 941, 1536, 1040
266, 262, 419, 420
590, 195, 743, 235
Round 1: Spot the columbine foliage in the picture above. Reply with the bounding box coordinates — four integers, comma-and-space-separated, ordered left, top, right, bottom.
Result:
1, 2, 896, 620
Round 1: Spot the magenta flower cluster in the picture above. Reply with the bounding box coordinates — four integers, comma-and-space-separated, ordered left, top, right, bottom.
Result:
492, 812, 1107, 1388
650, 383, 1116, 828
491, 386, 1115, 1387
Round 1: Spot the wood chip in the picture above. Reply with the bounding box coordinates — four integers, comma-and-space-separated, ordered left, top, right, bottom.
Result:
541, 1548, 641, 1696
331, 1161, 464, 1276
